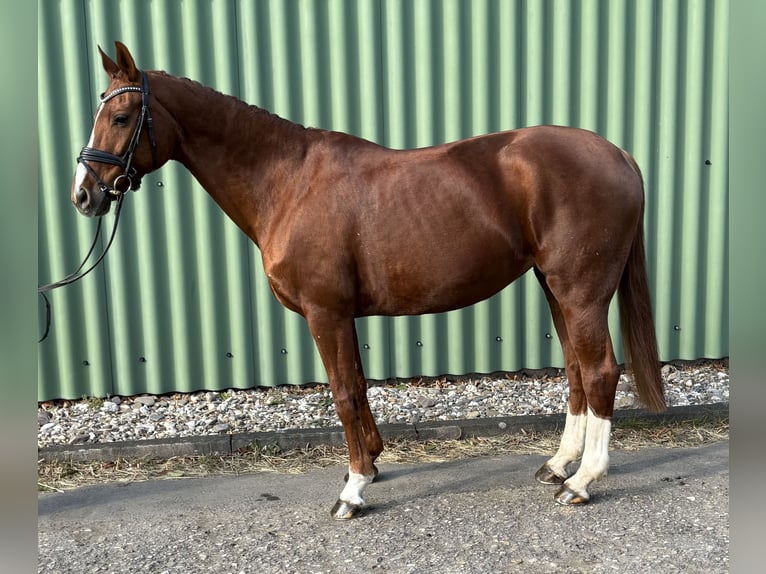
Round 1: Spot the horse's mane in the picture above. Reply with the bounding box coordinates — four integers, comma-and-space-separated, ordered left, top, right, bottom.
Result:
151, 70, 314, 135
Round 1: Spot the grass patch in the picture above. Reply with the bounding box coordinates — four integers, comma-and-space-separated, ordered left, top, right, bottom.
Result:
38, 416, 727, 493
80, 395, 103, 411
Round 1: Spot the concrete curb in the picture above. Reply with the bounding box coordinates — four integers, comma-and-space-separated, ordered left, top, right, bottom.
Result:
38, 403, 728, 463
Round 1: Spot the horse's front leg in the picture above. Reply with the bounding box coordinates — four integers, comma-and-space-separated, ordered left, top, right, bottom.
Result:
352, 322, 384, 465
307, 312, 380, 519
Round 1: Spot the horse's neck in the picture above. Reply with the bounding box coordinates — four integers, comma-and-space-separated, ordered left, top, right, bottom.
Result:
154, 72, 311, 246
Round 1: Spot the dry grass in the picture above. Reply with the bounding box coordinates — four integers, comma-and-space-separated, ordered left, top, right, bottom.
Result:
38, 416, 728, 493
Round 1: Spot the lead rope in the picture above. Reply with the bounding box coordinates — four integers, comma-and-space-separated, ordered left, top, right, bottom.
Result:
37, 193, 126, 342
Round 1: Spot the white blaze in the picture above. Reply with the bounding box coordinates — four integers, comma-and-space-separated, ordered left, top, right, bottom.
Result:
73, 104, 103, 195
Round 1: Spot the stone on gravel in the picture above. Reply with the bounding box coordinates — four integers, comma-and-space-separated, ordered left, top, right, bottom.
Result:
134, 396, 156, 407
101, 401, 119, 413
418, 395, 437, 408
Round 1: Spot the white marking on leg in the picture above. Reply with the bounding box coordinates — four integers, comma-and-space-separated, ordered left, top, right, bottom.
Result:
338, 466, 374, 507
73, 105, 103, 197
564, 409, 612, 496
545, 407, 587, 478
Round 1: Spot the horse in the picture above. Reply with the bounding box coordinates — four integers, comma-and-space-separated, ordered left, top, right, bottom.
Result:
72, 42, 665, 519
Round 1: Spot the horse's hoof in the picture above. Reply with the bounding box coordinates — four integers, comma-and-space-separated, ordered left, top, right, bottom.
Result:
535, 464, 567, 485
331, 499, 364, 520
344, 464, 380, 483
554, 484, 590, 506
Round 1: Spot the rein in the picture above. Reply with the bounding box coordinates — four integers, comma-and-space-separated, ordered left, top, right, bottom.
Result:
37, 194, 126, 342
38, 71, 155, 342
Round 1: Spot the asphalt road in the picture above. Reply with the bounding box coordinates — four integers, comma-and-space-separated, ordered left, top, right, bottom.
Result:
39, 440, 728, 573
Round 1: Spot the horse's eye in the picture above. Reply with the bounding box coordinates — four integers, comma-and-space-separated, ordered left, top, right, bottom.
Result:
113, 115, 129, 127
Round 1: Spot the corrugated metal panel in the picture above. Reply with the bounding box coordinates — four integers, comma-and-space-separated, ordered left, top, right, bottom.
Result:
39, 0, 114, 399
94, 0, 259, 399
38, 0, 728, 400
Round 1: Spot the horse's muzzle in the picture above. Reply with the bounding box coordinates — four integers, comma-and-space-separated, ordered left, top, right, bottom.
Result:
74, 186, 112, 217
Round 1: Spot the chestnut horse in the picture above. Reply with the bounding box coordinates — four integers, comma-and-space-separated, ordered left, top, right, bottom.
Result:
72, 42, 665, 519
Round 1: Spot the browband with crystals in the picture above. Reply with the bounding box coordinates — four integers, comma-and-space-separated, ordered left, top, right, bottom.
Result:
100, 84, 143, 103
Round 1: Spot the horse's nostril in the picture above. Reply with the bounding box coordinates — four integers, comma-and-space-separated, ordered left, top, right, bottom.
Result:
76, 188, 90, 210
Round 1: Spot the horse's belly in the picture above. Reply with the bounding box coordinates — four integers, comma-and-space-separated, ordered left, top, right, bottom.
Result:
357, 251, 532, 317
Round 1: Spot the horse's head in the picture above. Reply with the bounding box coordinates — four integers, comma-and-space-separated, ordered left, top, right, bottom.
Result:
72, 42, 162, 216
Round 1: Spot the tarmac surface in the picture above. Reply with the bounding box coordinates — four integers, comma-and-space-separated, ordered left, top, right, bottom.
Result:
38, 406, 729, 573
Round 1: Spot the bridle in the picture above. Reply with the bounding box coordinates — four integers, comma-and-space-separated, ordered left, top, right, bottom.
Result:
38, 70, 158, 342
77, 70, 157, 196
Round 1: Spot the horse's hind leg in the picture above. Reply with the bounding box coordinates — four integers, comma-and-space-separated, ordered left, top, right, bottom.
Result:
533, 269, 588, 485
534, 266, 621, 504
551, 302, 619, 505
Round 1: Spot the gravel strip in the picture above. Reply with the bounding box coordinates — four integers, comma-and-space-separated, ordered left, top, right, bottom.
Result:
38, 360, 728, 448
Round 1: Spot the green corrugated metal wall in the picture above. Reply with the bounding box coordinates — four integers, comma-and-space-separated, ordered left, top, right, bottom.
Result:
38, 0, 728, 401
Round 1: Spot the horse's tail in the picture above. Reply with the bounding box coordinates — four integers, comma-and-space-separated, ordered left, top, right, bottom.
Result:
617, 158, 666, 413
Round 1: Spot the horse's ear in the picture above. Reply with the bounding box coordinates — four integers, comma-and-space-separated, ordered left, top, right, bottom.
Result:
98, 45, 120, 78
114, 41, 141, 82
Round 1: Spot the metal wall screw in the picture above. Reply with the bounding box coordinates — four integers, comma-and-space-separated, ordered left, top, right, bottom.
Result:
416, 341, 423, 347
363, 344, 370, 350
156, 181, 164, 187
280, 348, 288, 354
495, 336, 503, 342
138, 356, 147, 363
545, 333, 553, 339
226, 352, 233, 358
674, 325, 682, 331
82, 360, 90, 366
